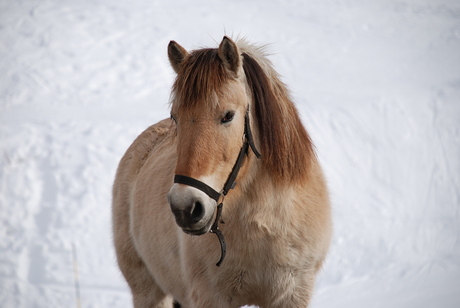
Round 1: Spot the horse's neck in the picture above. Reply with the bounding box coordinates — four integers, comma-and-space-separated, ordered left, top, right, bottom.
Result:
231, 160, 296, 233
228, 151, 322, 237
222, 171, 297, 270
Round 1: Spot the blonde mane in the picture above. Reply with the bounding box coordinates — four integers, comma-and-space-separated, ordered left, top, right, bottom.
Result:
240, 43, 314, 182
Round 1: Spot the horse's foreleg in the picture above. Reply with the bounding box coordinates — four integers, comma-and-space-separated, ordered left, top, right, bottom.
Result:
115, 237, 174, 307
265, 268, 317, 308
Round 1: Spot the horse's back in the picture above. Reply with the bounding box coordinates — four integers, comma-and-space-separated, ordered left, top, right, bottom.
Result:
114, 118, 173, 186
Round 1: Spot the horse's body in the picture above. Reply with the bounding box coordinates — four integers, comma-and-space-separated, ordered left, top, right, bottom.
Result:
112, 37, 331, 308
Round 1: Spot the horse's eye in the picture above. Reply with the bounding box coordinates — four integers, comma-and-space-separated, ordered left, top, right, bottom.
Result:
221, 111, 235, 124
170, 114, 177, 124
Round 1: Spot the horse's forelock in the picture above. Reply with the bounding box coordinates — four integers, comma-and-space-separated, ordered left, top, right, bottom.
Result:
172, 48, 228, 110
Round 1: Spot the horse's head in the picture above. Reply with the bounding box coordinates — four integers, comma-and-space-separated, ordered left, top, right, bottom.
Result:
167, 37, 251, 235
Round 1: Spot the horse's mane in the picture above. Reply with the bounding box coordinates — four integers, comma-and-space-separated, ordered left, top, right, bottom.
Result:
240, 42, 314, 183
171, 40, 314, 183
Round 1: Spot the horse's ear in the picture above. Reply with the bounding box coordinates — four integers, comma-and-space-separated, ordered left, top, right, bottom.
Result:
168, 40, 189, 73
218, 36, 242, 77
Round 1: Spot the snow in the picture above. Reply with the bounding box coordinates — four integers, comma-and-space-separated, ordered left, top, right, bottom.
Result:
1, 0, 459, 307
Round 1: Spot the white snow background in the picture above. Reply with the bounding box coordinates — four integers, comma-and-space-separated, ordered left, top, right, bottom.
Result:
1, 0, 459, 307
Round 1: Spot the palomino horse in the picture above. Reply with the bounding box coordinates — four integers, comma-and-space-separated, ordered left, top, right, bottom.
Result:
112, 36, 331, 308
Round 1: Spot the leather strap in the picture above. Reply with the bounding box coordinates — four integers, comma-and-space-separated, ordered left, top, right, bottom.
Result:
221, 141, 249, 196
244, 110, 261, 158
174, 175, 221, 202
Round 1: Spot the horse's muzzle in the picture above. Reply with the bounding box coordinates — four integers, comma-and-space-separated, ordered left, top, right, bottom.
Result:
167, 183, 216, 235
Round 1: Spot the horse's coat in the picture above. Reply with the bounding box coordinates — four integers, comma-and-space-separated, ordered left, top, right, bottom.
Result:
112, 37, 332, 307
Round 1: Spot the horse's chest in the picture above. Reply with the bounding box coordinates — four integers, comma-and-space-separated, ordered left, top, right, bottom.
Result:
219, 264, 297, 305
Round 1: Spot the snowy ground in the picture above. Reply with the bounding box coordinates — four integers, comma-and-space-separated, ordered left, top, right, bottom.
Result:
1, 0, 460, 307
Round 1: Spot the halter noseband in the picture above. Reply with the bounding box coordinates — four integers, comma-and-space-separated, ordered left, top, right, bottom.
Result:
173, 108, 261, 266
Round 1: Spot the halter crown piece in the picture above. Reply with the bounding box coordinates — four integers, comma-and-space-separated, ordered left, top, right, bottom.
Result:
173, 108, 261, 266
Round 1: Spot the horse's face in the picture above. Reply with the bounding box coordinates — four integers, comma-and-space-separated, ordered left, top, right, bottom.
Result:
167, 38, 249, 235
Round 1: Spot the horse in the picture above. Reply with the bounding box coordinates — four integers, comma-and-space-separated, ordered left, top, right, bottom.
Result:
112, 36, 332, 308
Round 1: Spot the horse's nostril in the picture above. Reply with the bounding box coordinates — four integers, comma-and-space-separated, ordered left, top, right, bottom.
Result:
190, 200, 205, 223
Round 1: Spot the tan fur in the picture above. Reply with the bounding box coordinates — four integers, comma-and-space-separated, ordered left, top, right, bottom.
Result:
112, 37, 332, 308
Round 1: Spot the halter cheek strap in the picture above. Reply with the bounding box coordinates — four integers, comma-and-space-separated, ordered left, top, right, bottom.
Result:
173, 109, 261, 266
244, 110, 261, 159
